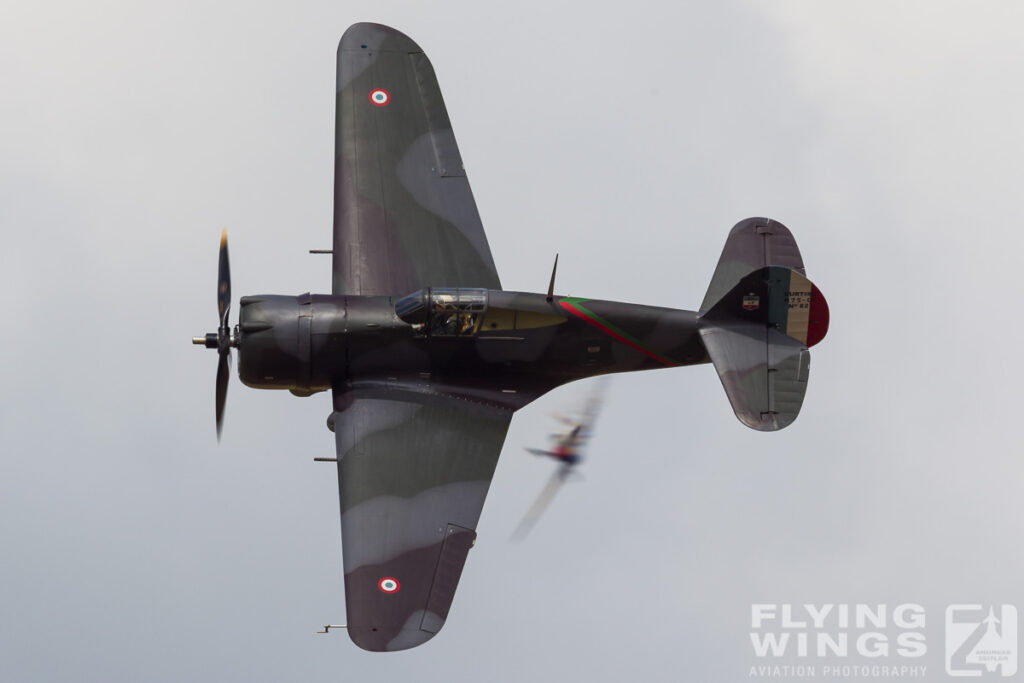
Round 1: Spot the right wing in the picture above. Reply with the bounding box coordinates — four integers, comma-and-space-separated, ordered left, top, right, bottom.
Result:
331, 385, 511, 651
510, 466, 570, 541
332, 23, 502, 296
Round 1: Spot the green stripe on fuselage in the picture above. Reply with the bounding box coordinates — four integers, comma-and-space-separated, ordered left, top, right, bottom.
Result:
560, 297, 681, 366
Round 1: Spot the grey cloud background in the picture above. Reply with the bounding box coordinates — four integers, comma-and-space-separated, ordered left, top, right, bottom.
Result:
1, 1, 1022, 681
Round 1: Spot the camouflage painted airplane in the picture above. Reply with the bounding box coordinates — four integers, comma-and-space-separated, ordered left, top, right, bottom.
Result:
512, 378, 610, 541
193, 22, 829, 652
524, 376, 609, 473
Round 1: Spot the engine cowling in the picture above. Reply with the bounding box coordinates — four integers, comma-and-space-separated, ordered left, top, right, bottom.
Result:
237, 294, 316, 393
237, 294, 413, 395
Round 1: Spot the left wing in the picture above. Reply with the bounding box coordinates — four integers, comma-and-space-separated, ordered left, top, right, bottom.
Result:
332, 23, 501, 296
331, 386, 511, 651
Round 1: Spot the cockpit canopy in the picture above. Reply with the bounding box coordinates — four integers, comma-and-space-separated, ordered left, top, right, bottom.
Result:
395, 288, 488, 336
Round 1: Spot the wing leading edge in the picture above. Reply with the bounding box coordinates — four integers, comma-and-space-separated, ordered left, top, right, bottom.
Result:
332, 22, 501, 297
331, 386, 511, 651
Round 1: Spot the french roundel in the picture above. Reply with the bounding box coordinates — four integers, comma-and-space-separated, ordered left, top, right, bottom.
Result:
368, 88, 390, 106
378, 577, 400, 593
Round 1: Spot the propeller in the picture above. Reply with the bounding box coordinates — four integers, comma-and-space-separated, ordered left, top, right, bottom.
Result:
193, 229, 237, 440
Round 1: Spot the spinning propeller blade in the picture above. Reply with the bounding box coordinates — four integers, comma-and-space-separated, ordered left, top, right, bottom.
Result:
215, 352, 229, 440
194, 229, 236, 440
217, 228, 231, 331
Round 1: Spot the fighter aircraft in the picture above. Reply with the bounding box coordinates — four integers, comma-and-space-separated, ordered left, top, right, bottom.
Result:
512, 378, 609, 541
193, 22, 829, 652
525, 376, 609, 473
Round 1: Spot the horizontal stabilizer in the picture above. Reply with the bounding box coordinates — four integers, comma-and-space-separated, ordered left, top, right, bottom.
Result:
700, 217, 805, 313
699, 265, 829, 431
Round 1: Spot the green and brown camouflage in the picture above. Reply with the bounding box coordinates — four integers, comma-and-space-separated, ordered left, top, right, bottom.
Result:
195, 23, 830, 652
332, 23, 500, 297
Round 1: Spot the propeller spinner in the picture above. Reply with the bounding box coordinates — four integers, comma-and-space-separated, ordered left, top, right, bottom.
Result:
193, 229, 238, 440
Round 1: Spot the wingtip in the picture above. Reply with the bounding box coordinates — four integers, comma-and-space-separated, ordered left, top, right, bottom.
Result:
347, 624, 439, 652
736, 411, 798, 432
339, 22, 423, 54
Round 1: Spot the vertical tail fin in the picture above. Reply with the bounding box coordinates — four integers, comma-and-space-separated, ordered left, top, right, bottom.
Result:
698, 219, 829, 431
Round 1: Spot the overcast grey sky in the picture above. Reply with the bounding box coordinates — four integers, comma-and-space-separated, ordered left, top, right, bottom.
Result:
2, 1, 1023, 681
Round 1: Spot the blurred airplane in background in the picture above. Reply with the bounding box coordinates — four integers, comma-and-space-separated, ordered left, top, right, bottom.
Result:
513, 378, 610, 540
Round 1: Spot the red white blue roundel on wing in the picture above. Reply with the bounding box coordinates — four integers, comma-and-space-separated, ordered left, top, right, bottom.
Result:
368, 88, 390, 106
377, 577, 400, 593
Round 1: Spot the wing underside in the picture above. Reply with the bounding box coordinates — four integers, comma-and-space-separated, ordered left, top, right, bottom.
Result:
331, 385, 511, 651
332, 23, 501, 297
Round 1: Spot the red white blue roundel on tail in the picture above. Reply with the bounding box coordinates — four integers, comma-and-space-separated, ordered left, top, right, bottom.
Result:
368, 88, 390, 106
377, 577, 400, 593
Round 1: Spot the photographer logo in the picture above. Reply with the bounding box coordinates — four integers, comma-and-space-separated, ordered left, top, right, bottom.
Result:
946, 605, 1017, 677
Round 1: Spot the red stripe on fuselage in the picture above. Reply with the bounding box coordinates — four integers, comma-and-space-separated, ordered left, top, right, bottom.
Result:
559, 301, 679, 367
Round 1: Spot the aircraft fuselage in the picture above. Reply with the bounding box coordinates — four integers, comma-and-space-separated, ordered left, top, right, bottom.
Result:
237, 289, 708, 410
